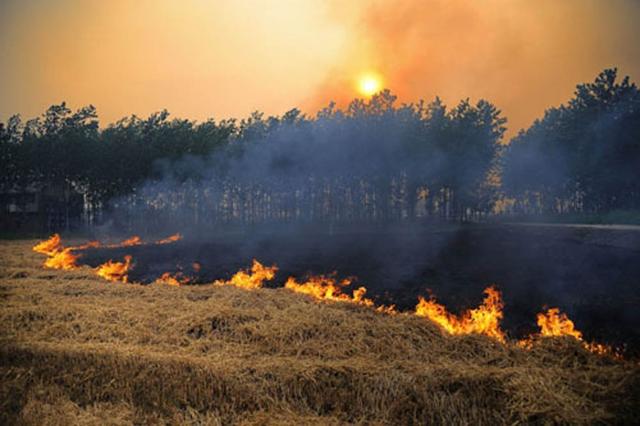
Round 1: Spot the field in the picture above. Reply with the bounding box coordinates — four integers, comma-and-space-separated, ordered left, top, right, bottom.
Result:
1, 235, 640, 424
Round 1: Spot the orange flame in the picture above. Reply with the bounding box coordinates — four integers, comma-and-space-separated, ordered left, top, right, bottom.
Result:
155, 233, 182, 245
95, 255, 133, 283
26, 242, 624, 357
34, 235, 79, 269
213, 260, 277, 289
155, 271, 191, 286
101, 234, 181, 248
114, 236, 142, 247
521, 307, 614, 356
284, 275, 376, 306
33, 234, 62, 256
69, 240, 101, 250
43, 248, 79, 270
415, 286, 506, 342
536, 307, 582, 340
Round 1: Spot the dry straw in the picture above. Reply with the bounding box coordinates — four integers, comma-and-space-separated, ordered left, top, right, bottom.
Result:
1, 240, 638, 424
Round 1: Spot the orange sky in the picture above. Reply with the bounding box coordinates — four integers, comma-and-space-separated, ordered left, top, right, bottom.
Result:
1, 0, 639, 138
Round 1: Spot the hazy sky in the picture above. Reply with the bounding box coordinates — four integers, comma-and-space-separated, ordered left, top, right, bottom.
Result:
1, 0, 639, 137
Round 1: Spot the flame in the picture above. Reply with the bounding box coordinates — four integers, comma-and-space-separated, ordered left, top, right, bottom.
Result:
284, 275, 394, 312
95, 255, 133, 283
155, 271, 191, 286
36, 233, 182, 255
43, 248, 79, 270
114, 236, 142, 247
521, 307, 615, 356
102, 234, 181, 248
33, 234, 63, 256
69, 240, 101, 250
34, 234, 79, 269
415, 286, 506, 342
213, 259, 277, 289
26, 241, 624, 357
536, 307, 582, 340
156, 233, 182, 244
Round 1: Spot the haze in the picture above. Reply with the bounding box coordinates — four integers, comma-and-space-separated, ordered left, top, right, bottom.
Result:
1, 0, 639, 136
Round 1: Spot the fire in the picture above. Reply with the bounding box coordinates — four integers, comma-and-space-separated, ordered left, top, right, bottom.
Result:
415, 286, 506, 342
156, 233, 182, 244
114, 236, 142, 247
69, 240, 101, 250
27, 239, 622, 357
32, 233, 182, 283
284, 275, 374, 306
43, 248, 79, 270
521, 307, 615, 356
536, 307, 582, 340
33, 234, 78, 269
33, 234, 62, 256
155, 271, 191, 286
103, 234, 181, 248
95, 255, 133, 283
213, 259, 277, 289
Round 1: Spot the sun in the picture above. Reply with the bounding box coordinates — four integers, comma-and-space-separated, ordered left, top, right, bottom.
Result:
357, 73, 383, 97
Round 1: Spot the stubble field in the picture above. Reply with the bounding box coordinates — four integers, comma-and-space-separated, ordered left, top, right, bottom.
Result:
1, 238, 639, 425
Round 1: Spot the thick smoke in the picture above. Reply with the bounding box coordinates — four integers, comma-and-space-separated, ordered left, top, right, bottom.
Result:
307, 0, 640, 137
101, 93, 502, 302
108, 92, 503, 235
96, 83, 640, 352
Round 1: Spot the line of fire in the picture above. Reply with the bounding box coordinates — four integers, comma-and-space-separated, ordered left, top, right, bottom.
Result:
2, 2, 639, 421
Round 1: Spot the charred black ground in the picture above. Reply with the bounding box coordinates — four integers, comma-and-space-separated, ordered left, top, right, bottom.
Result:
77, 223, 640, 356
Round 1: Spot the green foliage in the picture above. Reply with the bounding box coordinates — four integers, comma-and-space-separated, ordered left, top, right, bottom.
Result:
502, 68, 640, 214
6, 69, 637, 227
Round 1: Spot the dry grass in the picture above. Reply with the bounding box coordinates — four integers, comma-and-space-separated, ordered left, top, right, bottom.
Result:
1, 239, 638, 425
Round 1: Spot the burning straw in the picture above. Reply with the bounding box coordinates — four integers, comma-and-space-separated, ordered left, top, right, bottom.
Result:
32, 234, 620, 358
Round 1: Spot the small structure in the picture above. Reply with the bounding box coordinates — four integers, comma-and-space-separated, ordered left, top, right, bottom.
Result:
0, 183, 83, 233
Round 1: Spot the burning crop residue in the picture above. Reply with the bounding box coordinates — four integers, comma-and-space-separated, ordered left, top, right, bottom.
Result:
69, 241, 102, 251
43, 248, 79, 270
112, 236, 142, 247
536, 307, 583, 340
31, 234, 622, 359
155, 271, 192, 286
33, 234, 79, 270
285, 275, 398, 313
286, 275, 369, 306
32, 234, 63, 256
32, 233, 183, 283
155, 233, 183, 245
520, 307, 617, 357
95, 255, 133, 283
213, 259, 277, 289
415, 286, 506, 343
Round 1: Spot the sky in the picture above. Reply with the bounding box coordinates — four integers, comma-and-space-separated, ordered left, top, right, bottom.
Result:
1, 0, 639, 138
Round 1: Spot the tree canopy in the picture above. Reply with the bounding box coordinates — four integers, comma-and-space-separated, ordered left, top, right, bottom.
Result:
1, 68, 638, 231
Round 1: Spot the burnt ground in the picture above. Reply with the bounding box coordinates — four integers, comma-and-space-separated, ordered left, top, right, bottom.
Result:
78, 223, 640, 355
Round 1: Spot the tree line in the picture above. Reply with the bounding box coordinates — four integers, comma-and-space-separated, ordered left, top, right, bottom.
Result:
502, 68, 640, 215
1, 68, 638, 231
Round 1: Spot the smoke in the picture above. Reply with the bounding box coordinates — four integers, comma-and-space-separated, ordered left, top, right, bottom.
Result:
306, 0, 640, 137
95, 65, 640, 353
99, 98, 464, 301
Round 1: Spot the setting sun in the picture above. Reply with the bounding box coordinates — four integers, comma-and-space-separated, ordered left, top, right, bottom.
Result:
1, 1, 639, 423
358, 73, 383, 96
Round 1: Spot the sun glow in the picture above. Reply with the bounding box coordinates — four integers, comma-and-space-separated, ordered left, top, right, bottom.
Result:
357, 73, 383, 97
